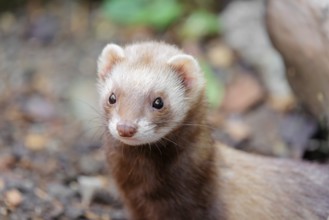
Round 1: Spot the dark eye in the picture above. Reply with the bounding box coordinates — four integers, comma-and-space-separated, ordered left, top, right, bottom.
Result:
109, 93, 116, 104
152, 97, 163, 109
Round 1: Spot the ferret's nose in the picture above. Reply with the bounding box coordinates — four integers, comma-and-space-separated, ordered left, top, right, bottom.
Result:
116, 122, 137, 137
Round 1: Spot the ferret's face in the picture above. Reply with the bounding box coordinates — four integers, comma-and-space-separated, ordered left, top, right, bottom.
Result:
100, 65, 187, 146
97, 43, 204, 146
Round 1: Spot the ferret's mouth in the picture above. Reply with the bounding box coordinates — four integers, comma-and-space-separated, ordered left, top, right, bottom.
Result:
118, 136, 143, 146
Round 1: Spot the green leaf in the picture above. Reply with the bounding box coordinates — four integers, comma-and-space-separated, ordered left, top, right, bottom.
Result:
102, 0, 182, 30
200, 61, 224, 108
103, 0, 145, 25
180, 10, 220, 40
146, 0, 182, 29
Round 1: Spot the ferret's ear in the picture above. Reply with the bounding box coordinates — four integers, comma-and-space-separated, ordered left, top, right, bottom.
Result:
97, 44, 125, 81
167, 54, 202, 90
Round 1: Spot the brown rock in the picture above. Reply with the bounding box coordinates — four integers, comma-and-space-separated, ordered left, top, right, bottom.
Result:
220, 72, 265, 113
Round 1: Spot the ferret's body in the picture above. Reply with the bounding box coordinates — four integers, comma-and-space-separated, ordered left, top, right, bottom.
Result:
97, 41, 329, 220
220, 144, 329, 219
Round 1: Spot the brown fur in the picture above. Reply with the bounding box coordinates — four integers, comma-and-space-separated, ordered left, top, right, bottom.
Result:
219, 145, 329, 219
100, 42, 329, 220
103, 90, 329, 220
104, 92, 225, 220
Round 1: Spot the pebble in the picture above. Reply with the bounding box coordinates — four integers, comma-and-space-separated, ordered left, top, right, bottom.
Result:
5, 189, 23, 207
110, 209, 126, 220
47, 183, 75, 201
0, 154, 16, 171
78, 175, 108, 206
0, 178, 5, 190
65, 206, 84, 219
268, 95, 295, 112
0, 12, 16, 34
48, 202, 65, 219
206, 41, 234, 68
24, 95, 56, 121
0, 207, 7, 216
224, 118, 251, 143
78, 154, 104, 174
85, 210, 100, 220
24, 133, 47, 151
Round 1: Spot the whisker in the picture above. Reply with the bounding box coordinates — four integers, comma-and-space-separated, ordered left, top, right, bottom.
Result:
181, 123, 214, 129
162, 136, 180, 156
162, 137, 179, 147
155, 142, 163, 155
74, 98, 102, 115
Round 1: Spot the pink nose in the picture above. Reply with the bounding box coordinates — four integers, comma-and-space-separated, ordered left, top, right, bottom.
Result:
116, 122, 137, 137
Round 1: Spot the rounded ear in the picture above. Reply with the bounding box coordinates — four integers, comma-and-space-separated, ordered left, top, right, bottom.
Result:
97, 44, 125, 81
167, 54, 203, 91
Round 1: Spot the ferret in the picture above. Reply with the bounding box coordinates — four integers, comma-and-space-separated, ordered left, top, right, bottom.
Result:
96, 41, 329, 220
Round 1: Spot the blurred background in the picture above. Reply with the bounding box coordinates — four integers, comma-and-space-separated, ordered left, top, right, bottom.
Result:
0, 0, 328, 219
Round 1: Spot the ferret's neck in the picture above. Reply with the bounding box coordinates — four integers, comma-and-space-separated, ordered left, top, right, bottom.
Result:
105, 93, 222, 220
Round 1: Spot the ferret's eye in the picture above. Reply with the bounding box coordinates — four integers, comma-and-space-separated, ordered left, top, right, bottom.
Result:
152, 97, 163, 109
109, 93, 116, 104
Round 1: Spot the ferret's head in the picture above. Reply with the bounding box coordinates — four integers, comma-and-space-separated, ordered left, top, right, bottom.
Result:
97, 42, 205, 146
